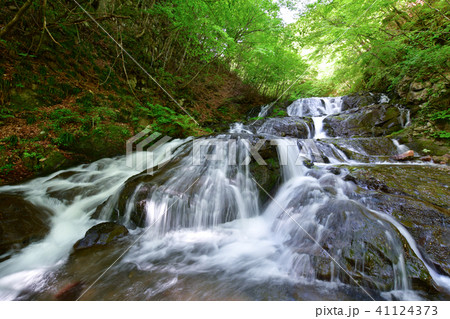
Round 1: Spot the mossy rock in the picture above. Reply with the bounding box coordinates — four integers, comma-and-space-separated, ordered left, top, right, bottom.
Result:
0, 194, 51, 258
71, 124, 131, 160
286, 198, 433, 292
248, 139, 281, 204
40, 151, 69, 173
72, 222, 129, 252
8, 89, 42, 111
341, 92, 384, 111
325, 137, 399, 162
256, 117, 314, 138
365, 193, 450, 277
324, 104, 402, 138
347, 165, 450, 209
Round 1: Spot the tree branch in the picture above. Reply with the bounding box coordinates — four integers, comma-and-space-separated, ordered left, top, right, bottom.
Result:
0, 0, 34, 39
46, 14, 131, 29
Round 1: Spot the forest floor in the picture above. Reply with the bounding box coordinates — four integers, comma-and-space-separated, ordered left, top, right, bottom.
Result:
0, 40, 269, 185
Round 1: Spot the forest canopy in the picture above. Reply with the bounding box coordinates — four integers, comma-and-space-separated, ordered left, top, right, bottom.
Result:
1, 0, 449, 99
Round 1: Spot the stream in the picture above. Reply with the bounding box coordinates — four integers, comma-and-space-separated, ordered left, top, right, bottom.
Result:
0, 96, 449, 300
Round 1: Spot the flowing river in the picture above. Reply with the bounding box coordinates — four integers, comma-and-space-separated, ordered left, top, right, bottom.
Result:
0, 96, 449, 300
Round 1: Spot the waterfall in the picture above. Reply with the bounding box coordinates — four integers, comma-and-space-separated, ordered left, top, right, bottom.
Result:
0, 95, 448, 301
287, 97, 342, 139
257, 104, 272, 118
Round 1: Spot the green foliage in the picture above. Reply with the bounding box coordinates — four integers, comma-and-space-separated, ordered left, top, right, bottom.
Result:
432, 130, 450, 139
0, 108, 14, 122
2, 135, 19, 147
294, 0, 450, 95
23, 151, 43, 160
430, 109, 450, 121
153, 0, 306, 96
49, 108, 80, 128
54, 131, 75, 147
293, 80, 330, 99
26, 113, 37, 124
0, 163, 15, 173
269, 106, 287, 117
18, 52, 36, 58
137, 102, 198, 137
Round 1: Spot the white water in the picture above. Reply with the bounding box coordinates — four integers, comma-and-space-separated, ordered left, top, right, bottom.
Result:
287, 97, 342, 139
229, 123, 253, 135
0, 96, 448, 301
257, 104, 272, 118
378, 93, 390, 104
392, 139, 410, 154
398, 107, 411, 128
0, 140, 188, 300
312, 117, 327, 139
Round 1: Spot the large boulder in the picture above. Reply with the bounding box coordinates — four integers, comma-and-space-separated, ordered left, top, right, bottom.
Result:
346, 165, 450, 209
248, 139, 281, 204
363, 193, 450, 278
73, 222, 129, 252
273, 186, 432, 292
312, 200, 431, 291
256, 117, 314, 138
343, 165, 450, 278
341, 92, 387, 111
324, 137, 400, 162
0, 194, 51, 258
323, 104, 403, 138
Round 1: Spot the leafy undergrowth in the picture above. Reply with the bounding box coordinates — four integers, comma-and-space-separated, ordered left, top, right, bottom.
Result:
0, 30, 266, 185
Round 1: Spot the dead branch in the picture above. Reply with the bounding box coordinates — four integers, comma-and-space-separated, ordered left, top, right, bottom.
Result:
0, 0, 34, 38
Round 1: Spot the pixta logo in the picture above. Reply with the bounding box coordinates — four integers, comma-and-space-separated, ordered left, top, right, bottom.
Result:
126, 129, 323, 174
126, 128, 174, 174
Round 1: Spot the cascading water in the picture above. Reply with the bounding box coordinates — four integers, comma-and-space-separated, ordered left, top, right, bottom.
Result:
287, 97, 342, 139
97, 136, 260, 234
0, 96, 448, 301
257, 104, 272, 118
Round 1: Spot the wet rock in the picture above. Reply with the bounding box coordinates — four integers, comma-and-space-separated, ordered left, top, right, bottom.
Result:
359, 177, 390, 193
325, 137, 399, 162
286, 198, 431, 291
48, 170, 79, 181
257, 117, 313, 138
341, 92, 380, 111
73, 222, 129, 251
303, 159, 314, 169
0, 194, 51, 257
432, 154, 450, 165
249, 139, 281, 204
326, 167, 341, 175
55, 281, 85, 301
391, 150, 414, 161
420, 155, 432, 162
323, 104, 403, 138
362, 193, 450, 277
346, 165, 450, 209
